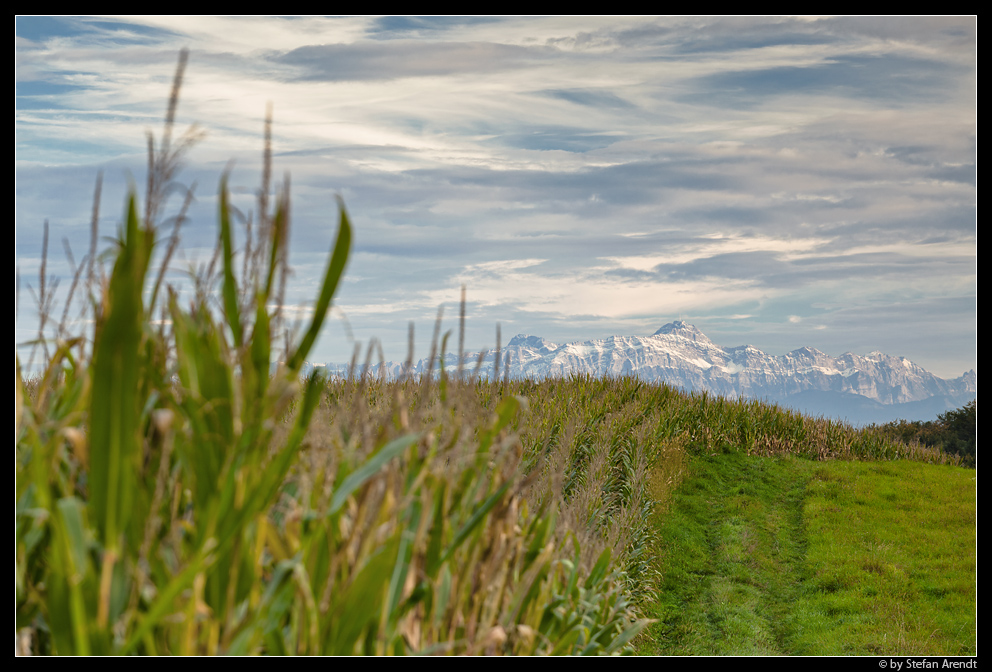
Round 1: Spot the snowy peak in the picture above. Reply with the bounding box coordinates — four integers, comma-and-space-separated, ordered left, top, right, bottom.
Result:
726, 344, 768, 366
652, 321, 713, 344
507, 334, 559, 353
787, 346, 828, 360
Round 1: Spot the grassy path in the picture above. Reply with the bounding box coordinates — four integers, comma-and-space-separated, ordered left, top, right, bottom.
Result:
636, 453, 976, 656
638, 452, 811, 655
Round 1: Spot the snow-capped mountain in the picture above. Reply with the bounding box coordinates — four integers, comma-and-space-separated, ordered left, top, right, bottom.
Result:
366, 321, 976, 425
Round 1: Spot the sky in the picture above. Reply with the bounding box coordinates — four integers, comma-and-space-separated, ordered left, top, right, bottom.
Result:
15, 16, 976, 379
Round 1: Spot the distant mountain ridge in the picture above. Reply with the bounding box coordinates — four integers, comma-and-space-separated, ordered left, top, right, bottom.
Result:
341, 321, 976, 426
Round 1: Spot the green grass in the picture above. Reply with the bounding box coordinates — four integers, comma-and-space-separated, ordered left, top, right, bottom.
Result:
637, 454, 976, 656
791, 460, 976, 655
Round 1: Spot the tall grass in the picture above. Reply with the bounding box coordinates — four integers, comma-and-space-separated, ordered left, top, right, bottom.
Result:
15, 51, 645, 655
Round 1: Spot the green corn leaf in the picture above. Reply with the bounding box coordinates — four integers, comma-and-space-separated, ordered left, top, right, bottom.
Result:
219, 176, 242, 349
249, 292, 271, 401
213, 370, 325, 548
476, 395, 525, 453
287, 198, 351, 371
385, 500, 421, 626
88, 194, 153, 551
120, 539, 219, 654
549, 628, 582, 656
584, 548, 612, 590
602, 619, 649, 655
524, 510, 554, 568
168, 298, 234, 515
52, 497, 92, 655
325, 537, 400, 654
439, 480, 512, 565
328, 433, 420, 515
424, 481, 447, 576
55, 497, 90, 588
438, 330, 451, 400
263, 196, 287, 301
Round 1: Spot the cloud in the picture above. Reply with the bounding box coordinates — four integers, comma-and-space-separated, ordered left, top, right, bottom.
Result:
14, 16, 976, 377
274, 41, 553, 82
367, 16, 504, 39
682, 54, 958, 109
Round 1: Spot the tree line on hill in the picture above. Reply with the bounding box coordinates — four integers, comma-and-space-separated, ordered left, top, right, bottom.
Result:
873, 400, 976, 467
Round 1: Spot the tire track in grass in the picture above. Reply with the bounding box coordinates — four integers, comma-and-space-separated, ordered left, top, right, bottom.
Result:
639, 451, 814, 655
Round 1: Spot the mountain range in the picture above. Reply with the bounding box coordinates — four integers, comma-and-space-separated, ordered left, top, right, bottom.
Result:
317, 321, 976, 427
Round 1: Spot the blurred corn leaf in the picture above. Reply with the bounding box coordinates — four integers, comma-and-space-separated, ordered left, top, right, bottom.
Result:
15, 51, 660, 656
